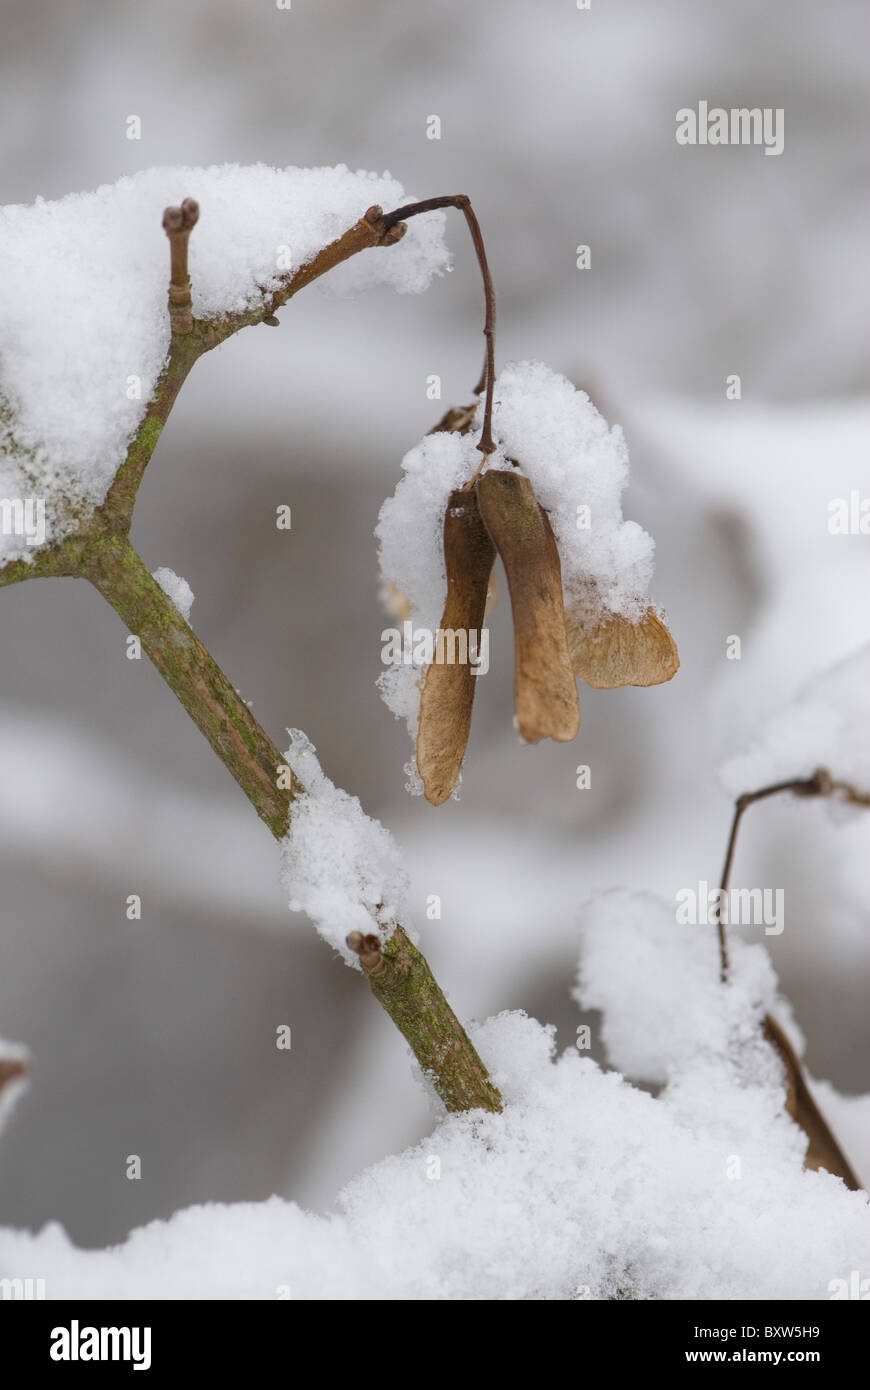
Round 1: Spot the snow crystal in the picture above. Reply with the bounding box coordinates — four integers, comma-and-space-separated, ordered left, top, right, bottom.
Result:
375, 360, 658, 759
721, 644, 870, 799
279, 730, 410, 964
0, 164, 449, 567
152, 567, 194, 622
1, 1010, 866, 1300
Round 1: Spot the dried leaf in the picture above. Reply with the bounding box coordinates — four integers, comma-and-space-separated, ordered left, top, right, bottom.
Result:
484, 571, 498, 615
476, 470, 580, 744
417, 488, 496, 805
427, 402, 478, 437
764, 1014, 861, 1191
566, 604, 679, 689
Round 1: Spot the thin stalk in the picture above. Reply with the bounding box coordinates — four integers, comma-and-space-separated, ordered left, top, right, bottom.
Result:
715, 767, 863, 1190
717, 773, 828, 981
382, 195, 497, 457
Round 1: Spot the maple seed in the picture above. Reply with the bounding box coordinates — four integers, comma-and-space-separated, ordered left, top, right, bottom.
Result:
565, 605, 680, 688
476, 470, 580, 744
763, 1014, 860, 1188
417, 488, 496, 805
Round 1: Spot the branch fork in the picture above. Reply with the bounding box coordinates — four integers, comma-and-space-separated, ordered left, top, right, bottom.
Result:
0, 191, 505, 1117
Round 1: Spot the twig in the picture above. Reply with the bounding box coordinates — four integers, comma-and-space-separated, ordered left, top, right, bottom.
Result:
716, 766, 866, 1190
101, 204, 406, 531
716, 771, 831, 981
86, 530, 300, 836
349, 928, 502, 1112
162, 198, 199, 336
382, 195, 497, 457
716, 768, 869, 980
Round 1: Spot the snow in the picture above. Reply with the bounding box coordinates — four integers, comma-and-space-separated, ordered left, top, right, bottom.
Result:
0, 1009, 866, 1300
0, 164, 449, 567
576, 887, 870, 1181
376, 360, 659, 763
152, 567, 194, 622
721, 644, 870, 799
377, 429, 472, 735
279, 730, 411, 965
809, 1081, 870, 1190
575, 888, 783, 1084
491, 361, 656, 617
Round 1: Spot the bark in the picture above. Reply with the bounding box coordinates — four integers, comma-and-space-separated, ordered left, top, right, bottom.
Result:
84, 529, 501, 1115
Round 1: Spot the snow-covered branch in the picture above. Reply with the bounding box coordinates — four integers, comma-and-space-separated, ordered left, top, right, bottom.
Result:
0, 166, 501, 1117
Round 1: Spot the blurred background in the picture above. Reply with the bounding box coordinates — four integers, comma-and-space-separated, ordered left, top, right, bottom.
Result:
1, 0, 870, 1246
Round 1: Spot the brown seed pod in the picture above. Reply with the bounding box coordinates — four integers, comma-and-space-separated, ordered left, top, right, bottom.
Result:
417, 488, 496, 805
476, 470, 580, 744
565, 604, 679, 689
763, 1014, 860, 1190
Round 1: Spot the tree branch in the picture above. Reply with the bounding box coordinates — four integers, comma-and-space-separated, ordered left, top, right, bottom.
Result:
0, 545, 67, 589
102, 203, 407, 532
83, 528, 501, 1114
86, 528, 300, 837
348, 930, 502, 1112
0, 194, 503, 1118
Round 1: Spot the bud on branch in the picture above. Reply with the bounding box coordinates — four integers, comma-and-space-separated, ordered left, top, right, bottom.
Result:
162, 196, 200, 336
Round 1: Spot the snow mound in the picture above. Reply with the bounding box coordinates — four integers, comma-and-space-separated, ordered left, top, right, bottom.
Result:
1, 1011, 866, 1300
